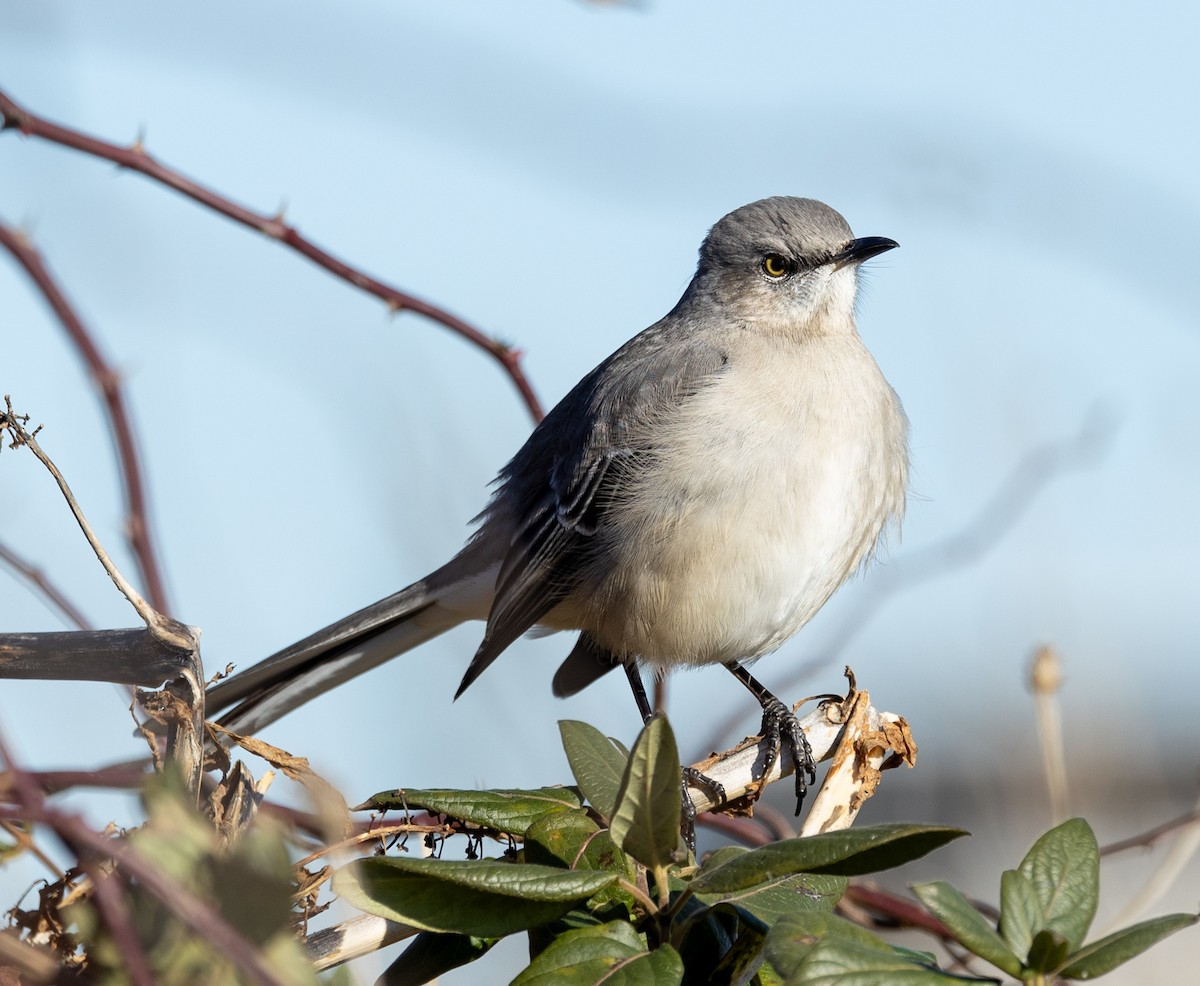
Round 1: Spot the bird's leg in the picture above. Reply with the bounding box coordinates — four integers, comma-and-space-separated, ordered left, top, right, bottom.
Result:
623, 664, 724, 855
724, 661, 816, 813
623, 661, 655, 723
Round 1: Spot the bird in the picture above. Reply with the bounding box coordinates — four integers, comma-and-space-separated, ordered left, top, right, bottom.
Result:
207, 196, 908, 812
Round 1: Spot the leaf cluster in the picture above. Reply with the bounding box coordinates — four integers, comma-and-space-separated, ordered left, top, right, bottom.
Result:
913, 818, 1198, 984
340, 716, 965, 984
67, 771, 321, 986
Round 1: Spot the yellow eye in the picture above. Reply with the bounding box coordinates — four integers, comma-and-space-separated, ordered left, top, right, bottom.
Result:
762, 253, 790, 278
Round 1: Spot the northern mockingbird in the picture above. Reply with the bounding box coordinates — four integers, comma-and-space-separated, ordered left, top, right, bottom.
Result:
208, 196, 908, 809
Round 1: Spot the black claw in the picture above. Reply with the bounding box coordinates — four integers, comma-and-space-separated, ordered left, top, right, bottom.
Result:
680, 776, 697, 854
759, 696, 816, 814
679, 766, 726, 854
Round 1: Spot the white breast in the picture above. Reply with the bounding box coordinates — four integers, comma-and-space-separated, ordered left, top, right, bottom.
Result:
579, 332, 908, 670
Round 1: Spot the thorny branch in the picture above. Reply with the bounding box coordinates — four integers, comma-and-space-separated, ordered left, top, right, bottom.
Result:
0, 86, 545, 421
0, 220, 171, 616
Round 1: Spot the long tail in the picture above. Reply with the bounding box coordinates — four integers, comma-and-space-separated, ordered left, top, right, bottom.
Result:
207, 554, 496, 734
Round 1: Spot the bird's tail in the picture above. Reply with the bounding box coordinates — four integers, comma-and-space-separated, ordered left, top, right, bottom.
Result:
207, 553, 495, 735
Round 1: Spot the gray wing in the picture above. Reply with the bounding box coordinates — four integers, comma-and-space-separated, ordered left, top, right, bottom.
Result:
454, 317, 731, 696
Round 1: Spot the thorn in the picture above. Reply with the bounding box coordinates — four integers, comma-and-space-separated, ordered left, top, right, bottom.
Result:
130, 125, 147, 155
263, 201, 288, 240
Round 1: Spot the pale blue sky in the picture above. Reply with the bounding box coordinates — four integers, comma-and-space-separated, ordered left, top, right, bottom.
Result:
3, 2, 1199, 980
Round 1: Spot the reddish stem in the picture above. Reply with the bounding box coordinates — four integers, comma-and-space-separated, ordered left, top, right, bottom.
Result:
0, 540, 94, 630
0, 732, 291, 986
0, 86, 544, 422
0, 223, 171, 615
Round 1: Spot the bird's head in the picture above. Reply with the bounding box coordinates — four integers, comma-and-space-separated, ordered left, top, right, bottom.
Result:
691, 196, 897, 335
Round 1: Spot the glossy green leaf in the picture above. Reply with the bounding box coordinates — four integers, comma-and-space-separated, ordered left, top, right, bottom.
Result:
355, 787, 582, 835
766, 912, 993, 984
377, 931, 493, 985
784, 940, 996, 984
511, 923, 682, 985
335, 857, 616, 937
1060, 912, 1199, 979
690, 825, 965, 895
559, 720, 630, 820
911, 881, 1021, 977
695, 864, 845, 926
1016, 817, 1099, 950
609, 714, 682, 870
998, 869, 1042, 959
524, 809, 637, 908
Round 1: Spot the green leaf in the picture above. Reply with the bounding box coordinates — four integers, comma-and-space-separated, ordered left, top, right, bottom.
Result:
1025, 929, 1070, 974
1060, 912, 1199, 979
1016, 818, 1099, 950
695, 860, 845, 926
998, 869, 1043, 959
523, 809, 637, 909
690, 825, 966, 895
334, 857, 616, 938
911, 882, 1021, 977
354, 787, 582, 836
765, 912, 994, 984
609, 714, 682, 871
511, 922, 683, 985
377, 931, 493, 985
785, 940, 997, 984
559, 720, 630, 820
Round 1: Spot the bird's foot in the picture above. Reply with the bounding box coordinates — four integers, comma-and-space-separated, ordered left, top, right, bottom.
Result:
679, 766, 726, 854
758, 696, 816, 814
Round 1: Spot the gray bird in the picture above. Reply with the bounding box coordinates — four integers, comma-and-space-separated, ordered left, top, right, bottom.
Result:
208, 196, 908, 809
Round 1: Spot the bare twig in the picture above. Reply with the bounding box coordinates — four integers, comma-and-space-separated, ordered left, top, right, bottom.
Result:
1100, 806, 1200, 857
1029, 645, 1069, 823
294, 820, 456, 870
87, 869, 157, 986
800, 685, 917, 836
0, 817, 64, 878
1103, 789, 1200, 933
0, 400, 187, 649
0, 221, 171, 615
0, 540, 93, 630
306, 913, 420, 972
686, 694, 914, 816
841, 881, 956, 939
7, 762, 151, 796
0, 87, 544, 422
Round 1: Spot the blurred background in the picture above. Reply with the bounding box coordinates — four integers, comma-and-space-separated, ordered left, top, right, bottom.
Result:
2, 1, 1198, 981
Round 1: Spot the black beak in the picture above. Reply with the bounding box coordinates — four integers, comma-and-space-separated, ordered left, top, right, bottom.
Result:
831, 236, 899, 270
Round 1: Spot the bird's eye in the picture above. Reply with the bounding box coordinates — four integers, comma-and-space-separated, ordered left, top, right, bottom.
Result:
762, 253, 790, 278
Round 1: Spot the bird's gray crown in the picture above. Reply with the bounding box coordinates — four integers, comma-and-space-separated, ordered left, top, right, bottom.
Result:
699, 196, 855, 272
